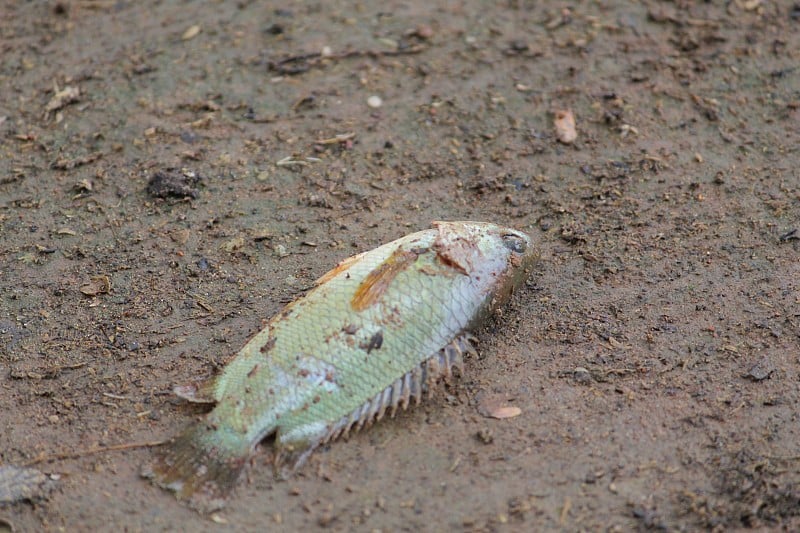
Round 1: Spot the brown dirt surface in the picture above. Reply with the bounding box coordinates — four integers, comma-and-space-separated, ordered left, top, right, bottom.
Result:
2, 0, 799, 531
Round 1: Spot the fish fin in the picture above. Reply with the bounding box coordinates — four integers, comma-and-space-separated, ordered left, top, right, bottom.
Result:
173, 376, 219, 404
272, 433, 323, 480
314, 251, 366, 286
351, 248, 419, 311
268, 334, 476, 478
143, 421, 250, 513
312, 333, 475, 446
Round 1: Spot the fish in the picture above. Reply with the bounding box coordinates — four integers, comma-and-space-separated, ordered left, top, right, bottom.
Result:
143, 221, 536, 511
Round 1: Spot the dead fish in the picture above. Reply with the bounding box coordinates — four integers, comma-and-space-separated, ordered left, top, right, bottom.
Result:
144, 221, 536, 511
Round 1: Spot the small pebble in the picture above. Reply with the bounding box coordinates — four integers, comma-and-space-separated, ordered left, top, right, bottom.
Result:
573, 367, 592, 384
554, 108, 577, 144
476, 428, 494, 444
414, 24, 434, 40
367, 95, 383, 108
274, 244, 289, 258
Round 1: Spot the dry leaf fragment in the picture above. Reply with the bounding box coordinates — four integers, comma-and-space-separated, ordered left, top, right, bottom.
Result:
169, 228, 190, 245
45, 86, 80, 113
737, 0, 761, 10
554, 108, 577, 144
182, 25, 201, 41
220, 236, 246, 253
488, 406, 522, 419
477, 393, 523, 419
80, 275, 111, 296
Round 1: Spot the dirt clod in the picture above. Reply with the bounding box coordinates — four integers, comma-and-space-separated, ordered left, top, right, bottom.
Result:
146, 169, 201, 199
0, 466, 56, 505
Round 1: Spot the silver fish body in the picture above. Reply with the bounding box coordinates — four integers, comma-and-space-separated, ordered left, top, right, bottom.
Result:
145, 221, 536, 511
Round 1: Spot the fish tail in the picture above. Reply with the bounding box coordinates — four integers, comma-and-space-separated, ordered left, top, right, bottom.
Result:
143, 421, 251, 512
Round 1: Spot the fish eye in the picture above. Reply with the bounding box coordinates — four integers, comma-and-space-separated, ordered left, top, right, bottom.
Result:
501, 233, 527, 254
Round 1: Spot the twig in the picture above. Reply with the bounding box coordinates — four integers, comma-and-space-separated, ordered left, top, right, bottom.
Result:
315, 132, 356, 145
23, 440, 167, 467
276, 156, 321, 168
102, 392, 131, 401
269, 45, 427, 75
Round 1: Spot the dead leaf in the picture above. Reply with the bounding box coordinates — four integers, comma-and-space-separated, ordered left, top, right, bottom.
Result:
182, 25, 201, 41
488, 406, 522, 419
477, 392, 522, 419
51, 151, 103, 170
80, 275, 111, 296
220, 236, 246, 253
554, 108, 577, 144
737, 0, 761, 10
45, 86, 80, 113
169, 228, 190, 245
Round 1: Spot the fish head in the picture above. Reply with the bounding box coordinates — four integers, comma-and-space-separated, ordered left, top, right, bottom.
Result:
431, 221, 537, 314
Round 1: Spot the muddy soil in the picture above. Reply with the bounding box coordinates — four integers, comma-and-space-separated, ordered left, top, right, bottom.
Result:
1, 0, 799, 531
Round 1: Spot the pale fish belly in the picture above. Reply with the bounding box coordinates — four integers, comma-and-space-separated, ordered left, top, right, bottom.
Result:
144, 221, 536, 512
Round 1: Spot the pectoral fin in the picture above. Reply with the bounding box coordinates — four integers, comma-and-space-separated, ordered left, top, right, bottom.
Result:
173, 376, 219, 404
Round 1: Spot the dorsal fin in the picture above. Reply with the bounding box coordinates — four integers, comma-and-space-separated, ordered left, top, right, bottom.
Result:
351, 248, 420, 311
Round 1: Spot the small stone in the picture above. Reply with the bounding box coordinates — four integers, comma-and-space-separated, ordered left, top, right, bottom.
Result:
573, 367, 592, 384
414, 24, 434, 39
367, 95, 383, 108
746, 359, 775, 381
554, 108, 577, 144
476, 427, 494, 444
0, 465, 56, 504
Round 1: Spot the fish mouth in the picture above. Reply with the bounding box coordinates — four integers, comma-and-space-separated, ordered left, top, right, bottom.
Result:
494, 226, 536, 268
498, 227, 538, 292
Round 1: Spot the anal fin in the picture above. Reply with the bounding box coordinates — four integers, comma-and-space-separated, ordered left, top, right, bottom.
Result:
309, 334, 476, 450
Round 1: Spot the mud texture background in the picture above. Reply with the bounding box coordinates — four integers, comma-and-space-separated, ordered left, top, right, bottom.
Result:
1, 1, 799, 531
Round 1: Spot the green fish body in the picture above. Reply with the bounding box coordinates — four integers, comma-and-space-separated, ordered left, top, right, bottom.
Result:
145, 221, 536, 511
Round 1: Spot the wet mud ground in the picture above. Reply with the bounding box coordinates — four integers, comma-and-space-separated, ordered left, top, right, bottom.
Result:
1, 0, 799, 531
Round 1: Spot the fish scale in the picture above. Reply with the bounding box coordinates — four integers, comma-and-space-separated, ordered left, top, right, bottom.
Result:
144, 221, 536, 512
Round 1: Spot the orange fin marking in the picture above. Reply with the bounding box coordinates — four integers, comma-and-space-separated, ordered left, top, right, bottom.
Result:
351, 248, 419, 311
314, 251, 366, 286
